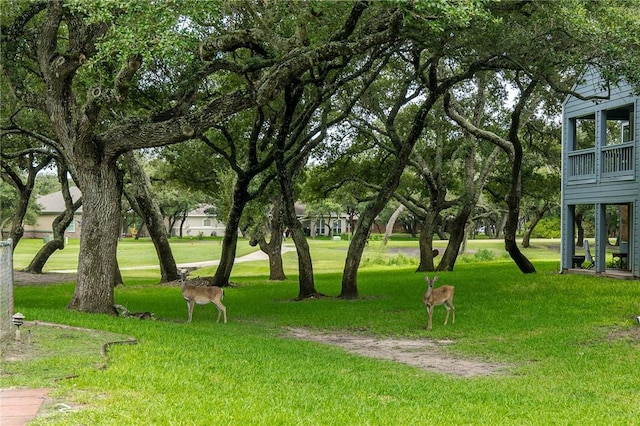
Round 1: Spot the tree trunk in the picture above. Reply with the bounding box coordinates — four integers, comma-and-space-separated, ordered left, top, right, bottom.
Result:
290, 221, 317, 299
124, 152, 178, 282
342, 114, 433, 296
521, 203, 550, 248
575, 211, 584, 246
340, 214, 370, 299
437, 204, 473, 271
264, 241, 286, 280
255, 199, 286, 280
9, 191, 29, 250
279, 173, 316, 298
67, 161, 122, 314
179, 213, 187, 238
3, 155, 53, 250
277, 161, 317, 298
341, 133, 431, 297
495, 212, 508, 239
416, 210, 440, 272
382, 204, 404, 246
24, 239, 64, 273
211, 182, 250, 287
24, 170, 81, 273
272, 85, 318, 299
504, 145, 536, 273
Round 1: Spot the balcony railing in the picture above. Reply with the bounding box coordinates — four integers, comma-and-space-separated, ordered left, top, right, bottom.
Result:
568, 142, 635, 180
568, 148, 596, 180
602, 142, 634, 177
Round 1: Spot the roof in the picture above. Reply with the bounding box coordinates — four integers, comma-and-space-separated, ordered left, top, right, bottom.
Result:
563, 66, 637, 116
36, 187, 82, 214
188, 204, 216, 216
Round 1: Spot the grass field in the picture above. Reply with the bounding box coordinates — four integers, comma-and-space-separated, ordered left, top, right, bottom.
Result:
3, 237, 639, 425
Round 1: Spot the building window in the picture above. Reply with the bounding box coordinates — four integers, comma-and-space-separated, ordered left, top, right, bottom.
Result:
203, 218, 212, 227
605, 104, 634, 145
572, 115, 596, 150
333, 219, 342, 234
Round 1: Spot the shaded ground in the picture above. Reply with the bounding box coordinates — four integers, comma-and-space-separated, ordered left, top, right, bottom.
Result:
13, 271, 76, 286
286, 327, 508, 377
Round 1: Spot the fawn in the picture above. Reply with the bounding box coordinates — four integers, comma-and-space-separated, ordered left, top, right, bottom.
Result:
178, 269, 227, 323
423, 276, 455, 330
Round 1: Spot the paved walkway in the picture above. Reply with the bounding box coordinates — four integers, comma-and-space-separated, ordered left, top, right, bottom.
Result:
0, 388, 50, 426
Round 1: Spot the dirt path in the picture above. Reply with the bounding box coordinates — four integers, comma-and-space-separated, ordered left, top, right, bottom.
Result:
13, 271, 77, 286
286, 327, 508, 377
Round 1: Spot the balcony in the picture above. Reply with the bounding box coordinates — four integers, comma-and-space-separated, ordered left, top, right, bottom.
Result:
568, 141, 635, 181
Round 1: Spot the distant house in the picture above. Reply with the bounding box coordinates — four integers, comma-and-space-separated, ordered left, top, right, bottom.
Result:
296, 202, 355, 237
170, 204, 226, 237
173, 203, 354, 239
23, 187, 83, 239
560, 67, 639, 278
23, 189, 392, 241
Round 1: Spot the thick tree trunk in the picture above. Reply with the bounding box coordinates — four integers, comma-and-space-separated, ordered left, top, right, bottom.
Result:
211, 184, 249, 287
263, 240, 286, 280
417, 210, 440, 272
67, 161, 122, 314
290, 221, 317, 299
124, 152, 178, 282
340, 220, 370, 299
437, 205, 473, 271
278, 166, 317, 298
255, 199, 286, 281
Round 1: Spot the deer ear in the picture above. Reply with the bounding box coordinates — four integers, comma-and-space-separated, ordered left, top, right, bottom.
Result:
424, 276, 430, 283
433, 276, 439, 282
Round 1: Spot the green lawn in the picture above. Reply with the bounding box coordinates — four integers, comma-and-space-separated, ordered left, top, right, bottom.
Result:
4, 237, 639, 425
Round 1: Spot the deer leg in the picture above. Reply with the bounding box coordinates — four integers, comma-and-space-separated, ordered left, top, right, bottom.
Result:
187, 300, 195, 323
427, 305, 433, 330
444, 306, 450, 325
212, 301, 227, 323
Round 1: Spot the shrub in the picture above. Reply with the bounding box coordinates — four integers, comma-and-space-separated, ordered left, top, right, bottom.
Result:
531, 217, 561, 239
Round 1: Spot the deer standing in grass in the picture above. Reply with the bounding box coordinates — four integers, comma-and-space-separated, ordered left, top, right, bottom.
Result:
423, 276, 455, 330
178, 269, 227, 323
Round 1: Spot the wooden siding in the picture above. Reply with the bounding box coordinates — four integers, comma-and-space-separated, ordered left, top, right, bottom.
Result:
563, 66, 637, 118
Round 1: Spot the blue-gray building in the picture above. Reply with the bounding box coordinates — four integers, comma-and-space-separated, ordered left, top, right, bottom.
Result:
561, 67, 639, 279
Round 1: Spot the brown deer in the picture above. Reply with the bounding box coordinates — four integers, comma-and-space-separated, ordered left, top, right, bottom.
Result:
423, 276, 455, 330
178, 269, 227, 323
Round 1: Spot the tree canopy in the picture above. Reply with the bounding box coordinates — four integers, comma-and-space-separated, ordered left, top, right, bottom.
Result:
2, 0, 639, 312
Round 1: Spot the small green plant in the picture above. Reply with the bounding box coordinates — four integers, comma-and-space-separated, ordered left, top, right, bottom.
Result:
460, 248, 496, 263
